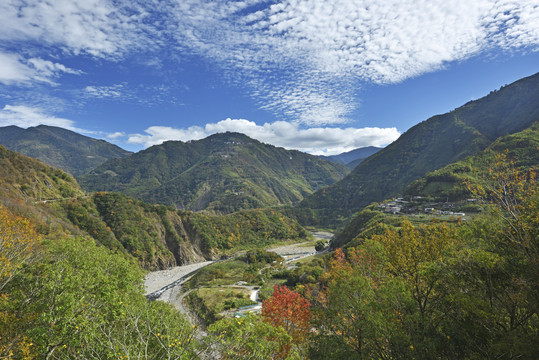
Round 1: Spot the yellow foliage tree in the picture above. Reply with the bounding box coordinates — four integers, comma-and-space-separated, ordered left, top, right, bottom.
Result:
468, 152, 538, 269
0, 205, 40, 358
373, 220, 457, 317
0, 205, 40, 291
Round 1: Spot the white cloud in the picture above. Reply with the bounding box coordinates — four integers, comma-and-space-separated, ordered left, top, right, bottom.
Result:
85, 85, 124, 98
0, 52, 81, 85
0, 0, 155, 59
127, 118, 401, 155
168, 0, 539, 124
0, 104, 77, 129
107, 131, 126, 139
1, 0, 538, 127
0, 104, 128, 140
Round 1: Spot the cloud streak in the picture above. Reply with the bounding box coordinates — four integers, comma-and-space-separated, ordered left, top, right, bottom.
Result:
0, 105, 77, 129
0, 52, 81, 85
0, 104, 113, 138
127, 118, 400, 155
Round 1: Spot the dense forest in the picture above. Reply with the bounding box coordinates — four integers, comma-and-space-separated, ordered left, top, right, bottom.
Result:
78, 132, 349, 213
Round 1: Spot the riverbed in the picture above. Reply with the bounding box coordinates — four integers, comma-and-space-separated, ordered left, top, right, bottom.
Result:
144, 231, 333, 299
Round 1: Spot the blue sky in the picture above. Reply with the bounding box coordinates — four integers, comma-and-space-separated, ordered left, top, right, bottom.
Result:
0, 0, 538, 155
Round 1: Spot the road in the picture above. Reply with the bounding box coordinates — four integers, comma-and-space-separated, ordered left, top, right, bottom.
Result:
143, 232, 333, 321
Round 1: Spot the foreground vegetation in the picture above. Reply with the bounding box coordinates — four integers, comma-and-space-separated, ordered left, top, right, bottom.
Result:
1, 145, 537, 358
0, 206, 200, 358
202, 155, 539, 359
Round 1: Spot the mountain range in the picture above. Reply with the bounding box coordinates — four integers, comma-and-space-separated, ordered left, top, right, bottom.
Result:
404, 121, 539, 200
0, 125, 132, 176
322, 146, 381, 168
1, 72, 538, 238
0, 145, 308, 270
300, 71, 539, 224
78, 132, 350, 212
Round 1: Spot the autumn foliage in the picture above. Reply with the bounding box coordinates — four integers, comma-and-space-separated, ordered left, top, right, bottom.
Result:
262, 285, 311, 343
0, 205, 40, 358
0, 206, 40, 291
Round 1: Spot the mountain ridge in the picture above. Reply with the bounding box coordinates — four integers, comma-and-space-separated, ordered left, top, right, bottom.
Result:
0, 125, 132, 176
0, 144, 308, 270
322, 146, 381, 168
79, 132, 350, 212
299, 71, 539, 223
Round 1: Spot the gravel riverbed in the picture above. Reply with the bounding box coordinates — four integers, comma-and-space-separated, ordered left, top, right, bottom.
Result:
144, 232, 333, 297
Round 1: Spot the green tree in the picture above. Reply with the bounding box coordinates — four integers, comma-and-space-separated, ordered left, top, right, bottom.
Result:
312, 245, 411, 359
2, 234, 200, 359
207, 313, 296, 359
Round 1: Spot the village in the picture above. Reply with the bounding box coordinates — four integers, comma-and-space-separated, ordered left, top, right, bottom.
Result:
378, 195, 484, 219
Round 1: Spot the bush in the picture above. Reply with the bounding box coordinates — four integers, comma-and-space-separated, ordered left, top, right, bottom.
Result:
315, 240, 326, 252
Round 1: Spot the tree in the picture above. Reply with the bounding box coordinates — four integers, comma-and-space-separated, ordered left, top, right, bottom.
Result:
314, 240, 326, 252
0, 205, 40, 292
262, 285, 311, 346
372, 221, 458, 319
468, 152, 538, 278
207, 313, 295, 360
312, 245, 411, 359
448, 153, 539, 358
0, 205, 40, 358
2, 232, 200, 359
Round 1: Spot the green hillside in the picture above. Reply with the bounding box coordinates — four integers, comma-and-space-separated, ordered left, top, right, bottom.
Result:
405, 121, 539, 200
0, 144, 84, 202
0, 125, 132, 176
0, 145, 308, 270
79, 132, 350, 212
333, 122, 539, 248
300, 72, 539, 224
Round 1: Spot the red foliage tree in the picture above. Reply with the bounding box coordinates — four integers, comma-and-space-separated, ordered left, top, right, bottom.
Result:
262, 285, 311, 343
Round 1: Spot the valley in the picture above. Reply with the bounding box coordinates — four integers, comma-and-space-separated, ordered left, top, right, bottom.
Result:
1, 71, 538, 358
144, 232, 330, 325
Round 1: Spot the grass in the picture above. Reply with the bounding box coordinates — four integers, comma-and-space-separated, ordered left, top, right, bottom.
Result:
185, 260, 251, 288
295, 252, 327, 264
297, 240, 319, 248
196, 287, 256, 312
218, 236, 312, 255
258, 278, 287, 301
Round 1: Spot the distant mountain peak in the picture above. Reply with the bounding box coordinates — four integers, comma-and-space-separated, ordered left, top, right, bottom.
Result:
322, 146, 382, 168
79, 132, 350, 213
0, 125, 131, 176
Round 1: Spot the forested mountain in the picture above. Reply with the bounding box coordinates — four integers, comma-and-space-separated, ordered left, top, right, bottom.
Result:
0, 125, 132, 176
405, 121, 539, 200
79, 132, 350, 212
322, 146, 381, 168
330, 122, 539, 249
2, 78, 539, 359
0, 145, 307, 270
300, 71, 539, 221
